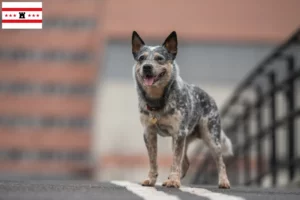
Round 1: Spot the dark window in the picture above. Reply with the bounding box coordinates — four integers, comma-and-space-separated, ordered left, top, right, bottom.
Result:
0, 82, 34, 94
0, 49, 92, 62
43, 18, 97, 30
0, 116, 90, 129
0, 82, 93, 96
7, 149, 23, 160
0, 150, 90, 162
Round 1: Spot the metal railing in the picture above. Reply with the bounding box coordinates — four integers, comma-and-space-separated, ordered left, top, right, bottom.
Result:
191, 27, 300, 187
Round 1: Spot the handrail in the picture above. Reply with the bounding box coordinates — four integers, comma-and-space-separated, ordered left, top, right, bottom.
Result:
191, 27, 300, 187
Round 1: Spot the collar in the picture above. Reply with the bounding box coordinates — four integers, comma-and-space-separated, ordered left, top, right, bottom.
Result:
146, 104, 163, 111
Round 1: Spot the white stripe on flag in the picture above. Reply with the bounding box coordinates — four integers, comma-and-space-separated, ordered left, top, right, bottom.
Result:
2, 23, 42, 29
180, 186, 245, 200
111, 181, 180, 200
2, 2, 42, 8
2, 11, 43, 20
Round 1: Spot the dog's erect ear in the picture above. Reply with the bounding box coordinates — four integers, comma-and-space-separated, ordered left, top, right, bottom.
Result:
132, 31, 145, 58
162, 31, 177, 59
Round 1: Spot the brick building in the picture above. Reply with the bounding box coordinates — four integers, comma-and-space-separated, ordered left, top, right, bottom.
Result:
0, 0, 299, 181
0, 0, 105, 180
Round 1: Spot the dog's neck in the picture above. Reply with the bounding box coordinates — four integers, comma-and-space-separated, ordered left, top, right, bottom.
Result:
144, 86, 164, 99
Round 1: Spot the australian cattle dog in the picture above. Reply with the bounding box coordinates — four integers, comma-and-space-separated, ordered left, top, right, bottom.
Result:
131, 31, 233, 188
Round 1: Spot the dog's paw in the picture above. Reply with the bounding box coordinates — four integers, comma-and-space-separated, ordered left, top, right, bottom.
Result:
162, 179, 181, 188
141, 179, 156, 187
218, 178, 231, 189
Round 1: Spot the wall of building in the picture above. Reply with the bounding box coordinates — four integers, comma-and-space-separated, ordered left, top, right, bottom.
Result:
102, 0, 300, 43
0, 0, 105, 180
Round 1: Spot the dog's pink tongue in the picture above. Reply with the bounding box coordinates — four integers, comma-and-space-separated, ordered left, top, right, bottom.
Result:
144, 77, 155, 86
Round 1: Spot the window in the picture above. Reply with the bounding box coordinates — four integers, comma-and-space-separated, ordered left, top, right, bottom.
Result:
0, 49, 92, 62
0, 150, 90, 162
0, 116, 90, 129
0, 82, 94, 96
43, 18, 97, 30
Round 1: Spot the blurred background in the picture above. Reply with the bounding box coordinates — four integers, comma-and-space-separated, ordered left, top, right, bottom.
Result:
0, 0, 299, 188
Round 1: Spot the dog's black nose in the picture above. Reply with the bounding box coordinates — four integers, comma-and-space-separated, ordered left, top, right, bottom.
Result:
143, 65, 153, 74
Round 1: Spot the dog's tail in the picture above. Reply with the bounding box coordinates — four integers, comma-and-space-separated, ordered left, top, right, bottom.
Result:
220, 130, 234, 157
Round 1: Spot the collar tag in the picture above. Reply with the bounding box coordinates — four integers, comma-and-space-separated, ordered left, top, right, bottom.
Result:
150, 117, 158, 124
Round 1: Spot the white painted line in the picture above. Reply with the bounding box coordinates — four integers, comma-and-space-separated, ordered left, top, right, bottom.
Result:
111, 181, 180, 200
180, 186, 245, 200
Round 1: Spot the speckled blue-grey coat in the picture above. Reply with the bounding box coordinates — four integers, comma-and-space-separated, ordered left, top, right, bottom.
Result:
131, 31, 233, 189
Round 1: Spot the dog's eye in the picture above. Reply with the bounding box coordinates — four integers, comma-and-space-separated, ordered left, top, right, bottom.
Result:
155, 56, 164, 62
138, 55, 145, 62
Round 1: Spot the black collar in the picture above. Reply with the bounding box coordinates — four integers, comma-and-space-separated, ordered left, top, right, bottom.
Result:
146, 104, 164, 111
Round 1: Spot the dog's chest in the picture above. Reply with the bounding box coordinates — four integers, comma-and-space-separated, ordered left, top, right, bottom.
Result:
140, 111, 181, 137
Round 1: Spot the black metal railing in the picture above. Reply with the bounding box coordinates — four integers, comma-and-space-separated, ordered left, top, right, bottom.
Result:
191, 27, 300, 187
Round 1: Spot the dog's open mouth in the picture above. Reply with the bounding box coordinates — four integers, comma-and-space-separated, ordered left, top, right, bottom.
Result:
143, 70, 166, 86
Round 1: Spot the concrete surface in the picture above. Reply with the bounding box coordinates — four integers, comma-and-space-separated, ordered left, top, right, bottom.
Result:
0, 180, 300, 200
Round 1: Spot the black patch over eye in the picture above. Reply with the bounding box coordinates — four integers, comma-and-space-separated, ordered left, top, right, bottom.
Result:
138, 55, 146, 62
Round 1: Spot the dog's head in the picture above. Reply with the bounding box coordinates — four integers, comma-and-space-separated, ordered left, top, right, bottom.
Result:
132, 31, 177, 88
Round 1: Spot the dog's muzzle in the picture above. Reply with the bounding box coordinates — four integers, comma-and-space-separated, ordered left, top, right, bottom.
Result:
142, 65, 155, 86
143, 64, 153, 76
141, 64, 166, 86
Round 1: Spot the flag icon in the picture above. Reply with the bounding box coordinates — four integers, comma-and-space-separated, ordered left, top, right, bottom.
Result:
2, 2, 42, 29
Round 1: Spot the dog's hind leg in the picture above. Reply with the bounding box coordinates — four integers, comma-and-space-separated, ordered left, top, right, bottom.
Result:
201, 117, 231, 189
141, 128, 158, 187
181, 132, 197, 179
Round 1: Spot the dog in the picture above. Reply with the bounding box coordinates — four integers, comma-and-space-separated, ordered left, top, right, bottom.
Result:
131, 31, 233, 189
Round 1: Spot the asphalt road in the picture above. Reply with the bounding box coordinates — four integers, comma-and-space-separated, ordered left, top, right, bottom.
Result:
0, 180, 300, 200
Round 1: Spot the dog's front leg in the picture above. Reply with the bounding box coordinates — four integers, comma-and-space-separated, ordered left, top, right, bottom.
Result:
141, 128, 158, 187
162, 134, 186, 188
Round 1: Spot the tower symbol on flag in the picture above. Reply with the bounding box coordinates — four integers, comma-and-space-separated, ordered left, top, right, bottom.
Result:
19, 12, 26, 19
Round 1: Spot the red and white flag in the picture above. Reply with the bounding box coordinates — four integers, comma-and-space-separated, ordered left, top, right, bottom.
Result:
2, 2, 42, 29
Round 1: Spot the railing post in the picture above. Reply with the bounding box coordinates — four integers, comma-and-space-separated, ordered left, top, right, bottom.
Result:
286, 56, 295, 181
235, 117, 243, 185
255, 86, 263, 186
232, 124, 240, 185
269, 71, 277, 187
243, 104, 251, 185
